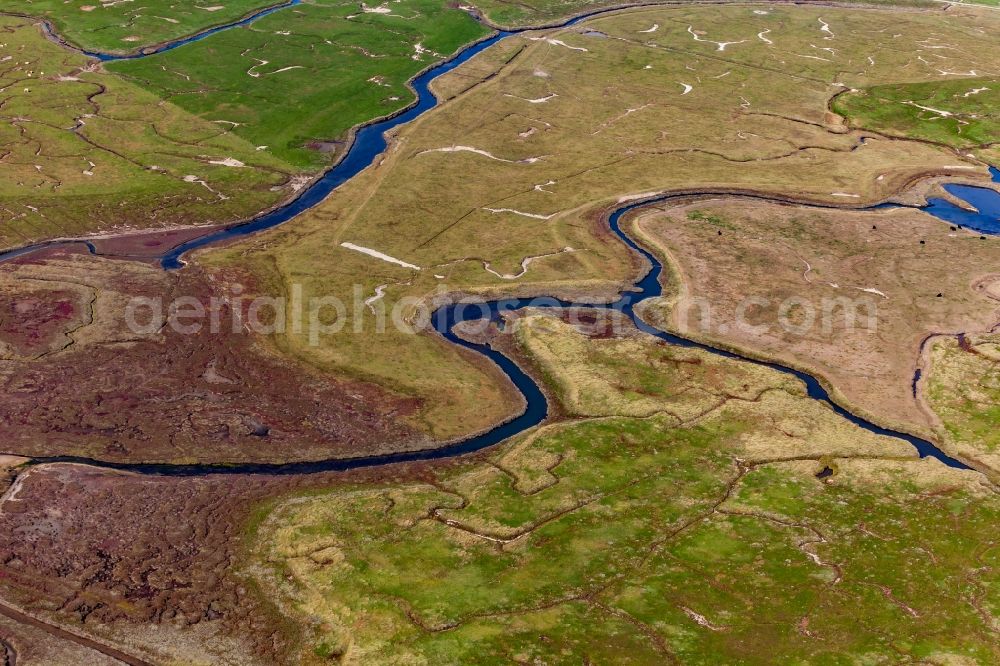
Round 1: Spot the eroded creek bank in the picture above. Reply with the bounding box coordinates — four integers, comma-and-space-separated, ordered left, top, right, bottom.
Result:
2, 6, 999, 475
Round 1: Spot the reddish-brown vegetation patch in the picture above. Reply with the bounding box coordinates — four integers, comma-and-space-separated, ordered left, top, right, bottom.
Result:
0, 251, 425, 464
0, 288, 86, 358
88, 226, 227, 261
0, 464, 284, 663
0, 459, 467, 664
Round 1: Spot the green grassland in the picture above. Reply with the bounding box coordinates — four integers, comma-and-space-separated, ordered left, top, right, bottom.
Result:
834, 78, 1000, 152
2, 0, 281, 53
205, 3, 1000, 441
0, 1, 488, 246
0, 0, 942, 59
107, 0, 490, 168
0, 15, 300, 249
249, 312, 998, 664
513, 313, 925, 460
470, 0, 640, 27
927, 334, 1000, 475
467, 0, 937, 29
511, 311, 804, 419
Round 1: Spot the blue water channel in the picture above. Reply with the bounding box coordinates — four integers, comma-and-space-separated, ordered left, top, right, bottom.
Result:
82, 0, 303, 61
923, 167, 1000, 234
11, 6, 1000, 475
29, 190, 973, 475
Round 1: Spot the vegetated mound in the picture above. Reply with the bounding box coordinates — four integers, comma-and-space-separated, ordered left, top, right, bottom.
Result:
927, 332, 1000, 476
106, 0, 490, 169
205, 3, 1000, 449
0, 16, 300, 251
0, 281, 994, 665
2, 3, 1000, 663
247, 311, 997, 664
634, 198, 1000, 441
0, 1, 490, 248
468, 0, 938, 30
833, 77, 1000, 152
2, 0, 281, 53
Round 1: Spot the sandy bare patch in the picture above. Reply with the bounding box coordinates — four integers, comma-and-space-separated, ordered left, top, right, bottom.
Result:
418, 145, 541, 164
483, 207, 557, 220
818, 17, 835, 39
364, 284, 389, 313
340, 242, 421, 270
528, 36, 588, 52
504, 92, 557, 104
206, 157, 246, 167
482, 247, 574, 280
687, 25, 747, 52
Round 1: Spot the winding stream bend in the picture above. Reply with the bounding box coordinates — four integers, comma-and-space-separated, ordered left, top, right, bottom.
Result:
31, 190, 976, 475
67, 0, 302, 61
9, 6, 1000, 476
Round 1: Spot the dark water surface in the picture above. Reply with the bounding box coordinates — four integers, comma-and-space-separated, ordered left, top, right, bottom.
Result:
7, 6, 991, 475
29, 192, 971, 475
923, 167, 1000, 234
